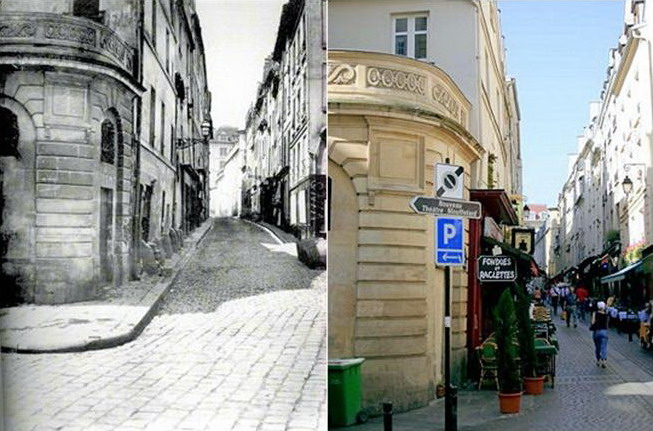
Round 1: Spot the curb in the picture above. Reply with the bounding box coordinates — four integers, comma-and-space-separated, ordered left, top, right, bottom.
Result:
242, 218, 285, 245
1, 219, 214, 354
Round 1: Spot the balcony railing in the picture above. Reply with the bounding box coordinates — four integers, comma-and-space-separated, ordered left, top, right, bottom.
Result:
0, 12, 135, 78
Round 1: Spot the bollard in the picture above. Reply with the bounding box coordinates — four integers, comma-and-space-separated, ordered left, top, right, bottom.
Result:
383, 402, 393, 431
446, 385, 458, 431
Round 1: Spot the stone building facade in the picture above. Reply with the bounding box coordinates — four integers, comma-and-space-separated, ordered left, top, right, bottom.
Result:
329, 50, 480, 412
209, 126, 240, 217
0, 0, 210, 304
553, 0, 653, 279
241, 0, 326, 240
328, 0, 522, 413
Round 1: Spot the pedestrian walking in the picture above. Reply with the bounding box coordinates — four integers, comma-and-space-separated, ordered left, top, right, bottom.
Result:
590, 301, 610, 368
559, 283, 570, 314
566, 286, 579, 328
550, 284, 560, 316
576, 284, 589, 321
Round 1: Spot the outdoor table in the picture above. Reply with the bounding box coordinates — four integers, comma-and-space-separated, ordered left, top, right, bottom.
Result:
534, 341, 557, 388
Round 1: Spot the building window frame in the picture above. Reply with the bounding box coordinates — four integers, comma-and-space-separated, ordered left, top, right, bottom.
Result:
100, 119, 116, 164
392, 14, 428, 60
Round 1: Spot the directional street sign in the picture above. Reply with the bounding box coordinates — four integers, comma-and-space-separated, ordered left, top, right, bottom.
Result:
436, 163, 464, 199
435, 217, 464, 266
410, 196, 481, 219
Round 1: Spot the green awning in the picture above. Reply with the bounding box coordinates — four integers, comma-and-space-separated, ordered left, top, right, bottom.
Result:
600, 261, 643, 284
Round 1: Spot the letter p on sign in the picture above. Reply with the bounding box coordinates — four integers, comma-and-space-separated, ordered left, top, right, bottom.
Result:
444, 224, 456, 244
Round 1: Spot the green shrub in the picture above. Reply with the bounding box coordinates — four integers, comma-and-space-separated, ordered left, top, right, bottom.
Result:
493, 288, 522, 393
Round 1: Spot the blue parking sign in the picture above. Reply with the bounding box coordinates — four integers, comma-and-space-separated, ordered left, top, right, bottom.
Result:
436, 217, 464, 266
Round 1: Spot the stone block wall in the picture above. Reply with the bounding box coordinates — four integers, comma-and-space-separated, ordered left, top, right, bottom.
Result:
1, 69, 134, 304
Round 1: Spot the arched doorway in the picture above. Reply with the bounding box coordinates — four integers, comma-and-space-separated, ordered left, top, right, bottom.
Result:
0, 102, 36, 305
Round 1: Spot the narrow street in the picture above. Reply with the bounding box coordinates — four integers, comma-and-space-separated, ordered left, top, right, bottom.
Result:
2, 218, 326, 431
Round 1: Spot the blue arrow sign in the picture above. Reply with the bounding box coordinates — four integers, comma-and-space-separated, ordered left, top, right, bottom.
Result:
436, 217, 464, 266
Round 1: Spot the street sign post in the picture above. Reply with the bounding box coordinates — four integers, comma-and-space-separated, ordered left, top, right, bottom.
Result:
410, 196, 481, 219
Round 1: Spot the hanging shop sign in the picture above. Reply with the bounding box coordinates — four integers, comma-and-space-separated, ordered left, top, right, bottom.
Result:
477, 255, 517, 282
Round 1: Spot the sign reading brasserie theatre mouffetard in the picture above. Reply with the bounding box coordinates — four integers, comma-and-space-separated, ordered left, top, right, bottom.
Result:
477, 255, 517, 282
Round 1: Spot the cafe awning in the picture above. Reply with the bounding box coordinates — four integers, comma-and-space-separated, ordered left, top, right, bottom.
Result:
600, 260, 643, 284
470, 189, 519, 226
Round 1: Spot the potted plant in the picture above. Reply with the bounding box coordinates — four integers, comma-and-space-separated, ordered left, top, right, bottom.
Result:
493, 288, 522, 413
513, 283, 544, 395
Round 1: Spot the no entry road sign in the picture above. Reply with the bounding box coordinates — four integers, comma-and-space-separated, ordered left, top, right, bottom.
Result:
436, 217, 464, 266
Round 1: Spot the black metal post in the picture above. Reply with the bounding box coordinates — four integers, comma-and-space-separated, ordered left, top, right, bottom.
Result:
383, 402, 393, 431
444, 266, 457, 431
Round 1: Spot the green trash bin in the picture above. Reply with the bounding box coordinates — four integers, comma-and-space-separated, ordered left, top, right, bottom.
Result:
328, 357, 367, 427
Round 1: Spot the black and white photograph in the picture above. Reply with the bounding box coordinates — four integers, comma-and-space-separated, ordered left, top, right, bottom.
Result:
0, 0, 326, 429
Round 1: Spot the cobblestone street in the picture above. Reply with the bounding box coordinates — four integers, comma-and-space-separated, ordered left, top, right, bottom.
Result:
2, 218, 326, 431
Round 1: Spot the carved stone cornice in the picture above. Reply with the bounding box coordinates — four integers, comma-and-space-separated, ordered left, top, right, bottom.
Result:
328, 50, 471, 130
0, 12, 135, 78
366, 66, 427, 96
328, 63, 356, 85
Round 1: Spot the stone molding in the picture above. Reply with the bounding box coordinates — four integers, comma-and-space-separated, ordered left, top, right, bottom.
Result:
328, 63, 356, 85
329, 50, 470, 129
0, 13, 135, 78
367, 66, 427, 96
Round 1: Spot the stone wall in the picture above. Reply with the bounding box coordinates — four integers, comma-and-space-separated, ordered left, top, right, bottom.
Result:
1, 69, 134, 303
328, 50, 480, 413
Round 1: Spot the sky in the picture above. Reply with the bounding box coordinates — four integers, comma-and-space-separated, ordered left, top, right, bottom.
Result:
499, 0, 625, 207
195, 0, 287, 130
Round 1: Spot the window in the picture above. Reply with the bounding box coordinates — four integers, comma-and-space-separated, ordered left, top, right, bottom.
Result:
0, 107, 20, 158
73, 0, 100, 21
393, 15, 428, 59
149, 87, 156, 147
101, 120, 116, 164
160, 101, 165, 154
165, 29, 170, 72
152, 0, 157, 49
220, 147, 228, 157
161, 191, 166, 233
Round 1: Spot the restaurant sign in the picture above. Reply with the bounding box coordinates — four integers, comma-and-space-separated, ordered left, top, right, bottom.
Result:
477, 255, 517, 282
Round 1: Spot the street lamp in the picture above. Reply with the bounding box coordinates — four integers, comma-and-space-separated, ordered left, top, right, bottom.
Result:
621, 163, 646, 195
523, 204, 531, 220
622, 175, 634, 195
201, 119, 212, 139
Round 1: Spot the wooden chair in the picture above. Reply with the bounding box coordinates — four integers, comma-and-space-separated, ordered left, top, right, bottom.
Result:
477, 341, 499, 390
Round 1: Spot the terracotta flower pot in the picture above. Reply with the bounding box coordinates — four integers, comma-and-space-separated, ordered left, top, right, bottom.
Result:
523, 376, 545, 395
498, 392, 522, 414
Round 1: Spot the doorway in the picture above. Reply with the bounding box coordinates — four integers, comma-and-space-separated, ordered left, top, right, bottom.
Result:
100, 187, 114, 282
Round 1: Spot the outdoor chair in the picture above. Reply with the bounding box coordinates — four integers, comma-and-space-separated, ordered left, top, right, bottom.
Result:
477, 341, 499, 390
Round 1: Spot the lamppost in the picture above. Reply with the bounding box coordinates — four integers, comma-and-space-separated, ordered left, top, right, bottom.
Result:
200, 119, 212, 222
622, 163, 647, 195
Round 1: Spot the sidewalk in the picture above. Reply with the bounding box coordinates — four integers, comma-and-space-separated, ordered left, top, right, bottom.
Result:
338, 313, 653, 431
0, 219, 214, 353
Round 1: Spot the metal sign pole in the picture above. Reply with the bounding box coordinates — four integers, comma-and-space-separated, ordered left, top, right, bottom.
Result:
444, 265, 457, 431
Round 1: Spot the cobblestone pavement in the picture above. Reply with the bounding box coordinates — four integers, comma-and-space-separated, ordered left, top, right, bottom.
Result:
2, 218, 327, 431
344, 314, 653, 431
